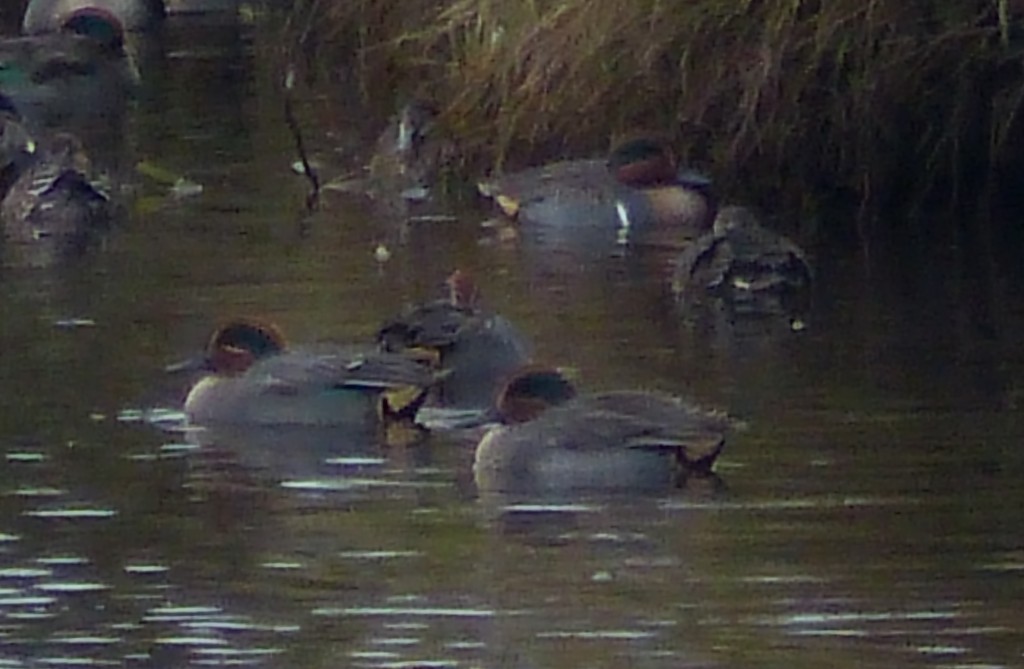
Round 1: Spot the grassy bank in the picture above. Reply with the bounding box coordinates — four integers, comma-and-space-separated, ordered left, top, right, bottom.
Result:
282, 0, 1024, 227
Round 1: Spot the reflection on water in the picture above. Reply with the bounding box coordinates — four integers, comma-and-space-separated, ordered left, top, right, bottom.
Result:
1, 12, 1024, 669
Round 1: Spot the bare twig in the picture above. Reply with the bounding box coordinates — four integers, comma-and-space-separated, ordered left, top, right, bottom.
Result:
282, 67, 320, 214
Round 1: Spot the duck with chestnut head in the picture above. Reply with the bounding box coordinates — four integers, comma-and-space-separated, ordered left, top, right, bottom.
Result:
478, 137, 716, 253
0, 8, 138, 129
21, 0, 164, 34
473, 367, 732, 495
178, 319, 440, 428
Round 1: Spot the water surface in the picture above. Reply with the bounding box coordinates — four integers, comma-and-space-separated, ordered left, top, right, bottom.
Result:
1, 15, 1023, 669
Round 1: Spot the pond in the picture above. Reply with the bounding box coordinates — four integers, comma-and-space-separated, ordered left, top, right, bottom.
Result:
1, 13, 1023, 669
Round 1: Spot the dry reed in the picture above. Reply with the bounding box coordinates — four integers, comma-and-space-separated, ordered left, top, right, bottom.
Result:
281, 0, 1024, 221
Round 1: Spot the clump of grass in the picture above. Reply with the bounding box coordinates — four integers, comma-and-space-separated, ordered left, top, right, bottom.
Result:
282, 0, 1024, 225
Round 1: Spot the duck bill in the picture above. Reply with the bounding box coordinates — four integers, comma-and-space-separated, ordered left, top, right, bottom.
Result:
164, 354, 210, 374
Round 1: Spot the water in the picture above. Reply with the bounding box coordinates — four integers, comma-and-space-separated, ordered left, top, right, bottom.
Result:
2, 14, 1024, 669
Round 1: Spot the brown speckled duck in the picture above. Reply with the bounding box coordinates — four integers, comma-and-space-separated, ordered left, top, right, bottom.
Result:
378, 270, 533, 411
672, 205, 813, 322
364, 99, 456, 201
1, 131, 111, 251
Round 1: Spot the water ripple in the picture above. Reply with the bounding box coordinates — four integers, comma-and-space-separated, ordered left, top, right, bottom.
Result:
0, 568, 52, 579
5, 452, 48, 463
8, 487, 66, 498
22, 508, 117, 520
313, 606, 499, 618
35, 582, 109, 593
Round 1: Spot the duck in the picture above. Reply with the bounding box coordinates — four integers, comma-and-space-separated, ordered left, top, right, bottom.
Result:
323, 100, 454, 205
364, 99, 455, 201
0, 9, 138, 129
478, 137, 717, 251
179, 318, 440, 427
0, 100, 37, 199
672, 205, 813, 321
22, 0, 164, 34
377, 270, 533, 411
1, 130, 111, 250
473, 367, 732, 494
369, 101, 443, 178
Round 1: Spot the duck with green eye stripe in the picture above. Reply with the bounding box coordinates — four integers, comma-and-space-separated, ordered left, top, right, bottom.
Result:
0, 8, 137, 130
473, 367, 733, 495
478, 137, 717, 255
21, 0, 164, 34
177, 319, 442, 429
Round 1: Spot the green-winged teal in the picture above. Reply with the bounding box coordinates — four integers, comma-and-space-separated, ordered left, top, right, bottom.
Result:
478, 137, 717, 251
377, 270, 533, 411
22, 0, 164, 34
1, 130, 111, 249
180, 319, 439, 427
0, 12, 137, 128
473, 367, 732, 494
672, 205, 813, 322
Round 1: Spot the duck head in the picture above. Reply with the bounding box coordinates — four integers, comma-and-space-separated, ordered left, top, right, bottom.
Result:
395, 100, 438, 158
711, 205, 759, 236
61, 7, 128, 53
168, 318, 287, 377
608, 138, 718, 246
607, 137, 679, 187
204, 319, 287, 375
444, 268, 480, 308
369, 98, 448, 193
495, 366, 578, 424
44, 131, 92, 172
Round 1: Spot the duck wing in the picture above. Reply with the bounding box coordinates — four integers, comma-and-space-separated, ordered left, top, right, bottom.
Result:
715, 223, 813, 315
250, 348, 439, 420
727, 223, 811, 279
538, 391, 731, 469
25, 169, 109, 241
377, 300, 479, 351
674, 219, 812, 315
3, 150, 109, 237
478, 159, 614, 218
254, 348, 436, 392
672, 229, 732, 300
